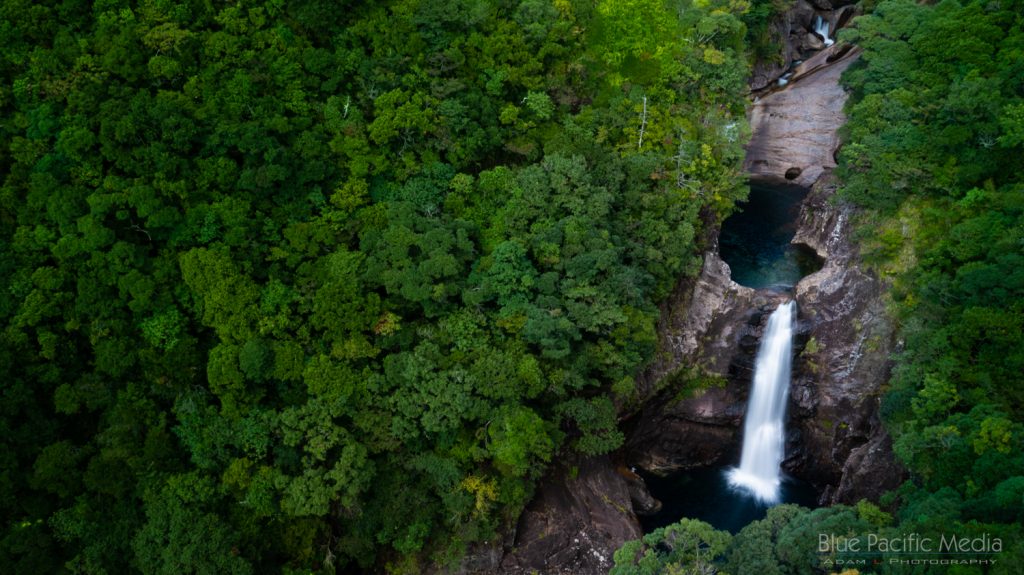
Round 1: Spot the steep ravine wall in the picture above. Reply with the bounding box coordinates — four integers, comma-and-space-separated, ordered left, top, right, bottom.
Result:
786, 173, 905, 502
447, 7, 904, 575
626, 39, 905, 504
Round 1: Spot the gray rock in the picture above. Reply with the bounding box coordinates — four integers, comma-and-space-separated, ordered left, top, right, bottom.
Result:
786, 174, 907, 501
745, 42, 861, 188
498, 455, 642, 575
833, 432, 904, 502
641, 252, 757, 386
626, 281, 789, 475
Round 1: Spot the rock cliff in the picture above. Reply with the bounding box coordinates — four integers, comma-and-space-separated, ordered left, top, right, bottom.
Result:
455, 455, 643, 575
625, 255, 788, 475
626, 30, 904, 504
785, 174, 905, 502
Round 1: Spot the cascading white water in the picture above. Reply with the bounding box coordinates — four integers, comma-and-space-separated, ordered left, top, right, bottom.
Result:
727, 301, 795, 504
813, 16, 835, 47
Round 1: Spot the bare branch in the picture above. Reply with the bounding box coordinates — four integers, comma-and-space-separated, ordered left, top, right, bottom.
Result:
638, 96, 648, 149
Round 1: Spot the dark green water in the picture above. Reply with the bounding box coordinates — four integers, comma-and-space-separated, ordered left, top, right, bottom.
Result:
639, 466, 818, 534
719, 184, 822, 289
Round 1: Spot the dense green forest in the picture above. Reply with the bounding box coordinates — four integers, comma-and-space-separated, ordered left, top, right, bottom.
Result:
4, 0, 1023, 573
839, 0, 1024, 566
0, 0, 753, 572
611, 0, 1024, 573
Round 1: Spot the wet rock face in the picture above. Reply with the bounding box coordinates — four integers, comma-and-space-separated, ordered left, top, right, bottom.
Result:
639, 252, 757, 388
498, 456, 642, 575
786, 177, 906, 502
626, 281, 790, 476
745, 42, 861, 188
832, 432, 902, 502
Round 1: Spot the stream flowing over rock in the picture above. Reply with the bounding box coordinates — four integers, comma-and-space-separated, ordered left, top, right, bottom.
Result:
749, 0, 860, 92
745, 42, 861, 187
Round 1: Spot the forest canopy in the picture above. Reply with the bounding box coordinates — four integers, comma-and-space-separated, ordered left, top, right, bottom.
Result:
837, 0, 1024, 568
0, 0, 751, 572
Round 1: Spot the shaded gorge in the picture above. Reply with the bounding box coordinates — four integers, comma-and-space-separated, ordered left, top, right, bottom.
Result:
632, 184, 827, 536
637, 303, 819, 535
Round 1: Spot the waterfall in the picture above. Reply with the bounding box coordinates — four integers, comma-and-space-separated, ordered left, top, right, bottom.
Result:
727, 301, 795, 504
814, 16, 835, 47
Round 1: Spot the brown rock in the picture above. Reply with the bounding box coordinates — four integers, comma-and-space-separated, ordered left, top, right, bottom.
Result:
835, 4, 860, 31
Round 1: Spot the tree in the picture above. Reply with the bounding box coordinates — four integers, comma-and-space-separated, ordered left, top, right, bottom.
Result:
612, 518, 732, 575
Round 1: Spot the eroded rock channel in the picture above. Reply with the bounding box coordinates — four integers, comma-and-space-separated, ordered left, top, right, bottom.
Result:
719, 183, 823, 290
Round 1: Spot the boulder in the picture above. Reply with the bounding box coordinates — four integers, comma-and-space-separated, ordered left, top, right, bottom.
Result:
803, 31, 825, 51
835, 4, 861, 31
618, 466, 662, 516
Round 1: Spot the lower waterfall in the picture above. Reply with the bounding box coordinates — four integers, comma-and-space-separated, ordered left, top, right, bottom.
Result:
727, 301, 795, 503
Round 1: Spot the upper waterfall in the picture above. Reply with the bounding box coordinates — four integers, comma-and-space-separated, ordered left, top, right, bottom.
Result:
813, 16, 835, 47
